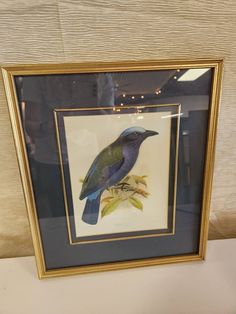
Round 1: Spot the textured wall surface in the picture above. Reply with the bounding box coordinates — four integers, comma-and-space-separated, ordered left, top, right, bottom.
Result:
0, 0, 235, 258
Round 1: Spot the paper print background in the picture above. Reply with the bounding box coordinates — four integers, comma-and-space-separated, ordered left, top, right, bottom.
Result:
64, 111, 171, 237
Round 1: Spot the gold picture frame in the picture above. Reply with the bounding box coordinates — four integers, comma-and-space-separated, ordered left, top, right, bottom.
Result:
1, 59, 223, 279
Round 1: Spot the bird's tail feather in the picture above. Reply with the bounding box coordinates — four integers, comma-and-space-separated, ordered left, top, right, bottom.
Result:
82, 191, 102, 225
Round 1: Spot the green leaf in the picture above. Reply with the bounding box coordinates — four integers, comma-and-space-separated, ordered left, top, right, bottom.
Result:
133, 175, 147, 187
128, 196, 143, 210
101, 198, 122, 218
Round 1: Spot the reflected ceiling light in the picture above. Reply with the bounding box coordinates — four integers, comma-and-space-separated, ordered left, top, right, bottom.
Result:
122, 94, 126, 97
162, 113, 183, 119
174, 76, 177, 79
131, 96, 135, 99
178, 68, 210, 81
141, 95, 144, 99
120, 103, 124, 106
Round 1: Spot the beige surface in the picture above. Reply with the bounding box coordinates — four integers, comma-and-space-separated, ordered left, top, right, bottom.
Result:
0, 0, 236, 258
209, 210, 236, 240
0, 239, 236, 314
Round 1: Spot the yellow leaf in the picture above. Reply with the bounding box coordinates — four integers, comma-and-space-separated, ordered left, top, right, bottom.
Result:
122, 175, 130, 182
101, 198, 122, 218
101, 196, 114, 203
133, 175, 147, 187
128, 196, 143, 210
136, 188, 149, 198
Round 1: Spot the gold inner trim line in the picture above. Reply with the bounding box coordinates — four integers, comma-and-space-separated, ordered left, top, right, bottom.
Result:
54, 104, 181, 245
1, 59, 224, 279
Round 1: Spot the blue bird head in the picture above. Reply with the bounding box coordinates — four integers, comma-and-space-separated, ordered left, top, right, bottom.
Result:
119, 126, 158, 145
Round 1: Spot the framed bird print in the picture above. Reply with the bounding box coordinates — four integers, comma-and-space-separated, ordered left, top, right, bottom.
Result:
2, 59, 223, 278
55, 103, 179, 244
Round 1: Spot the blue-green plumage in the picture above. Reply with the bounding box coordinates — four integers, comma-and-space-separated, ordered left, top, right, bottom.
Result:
80, 127, 158, 224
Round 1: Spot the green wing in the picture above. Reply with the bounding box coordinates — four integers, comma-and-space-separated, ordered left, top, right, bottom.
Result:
80, 142, 123, 199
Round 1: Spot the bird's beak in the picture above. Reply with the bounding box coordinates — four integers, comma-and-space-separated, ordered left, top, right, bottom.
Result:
144, 130, 159, 137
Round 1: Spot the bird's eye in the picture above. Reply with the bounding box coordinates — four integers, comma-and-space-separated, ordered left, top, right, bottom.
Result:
134, 132, 138, 136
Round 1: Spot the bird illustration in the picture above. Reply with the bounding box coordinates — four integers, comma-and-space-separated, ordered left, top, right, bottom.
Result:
80, 126, 159, 225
